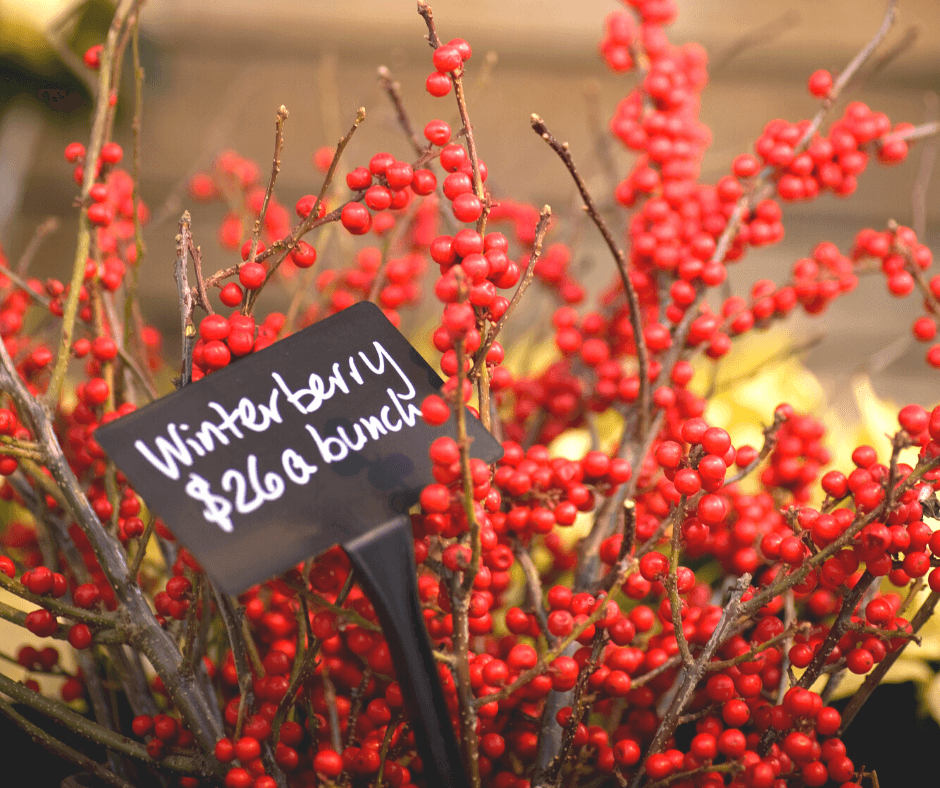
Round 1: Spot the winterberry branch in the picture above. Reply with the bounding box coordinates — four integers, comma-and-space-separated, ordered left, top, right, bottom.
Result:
758, 570, 877, 755
418, 2, 488, 236
825, 0, 898, 105
739, 452, 940, 619
303, 107, 367, 237
894, 119, 940, 144
227, 107, 366, 297
706, 624, 801, 672
470, 206, 552, 379
123, 15, 154, 406
472, 564, 636, 708
345, 667, 374, 748
126, 512, 156, 581
645, 762, 743, 788
46, 0, 137, 407
273, 572, 354, 742
0, 262, 50, 307
0, 571, 116, 627
630, 654, 683, 689
292, 583, 381, 632
838, 590, 940, 735
322, 665, 344, 754
0, 332, 225, 752
449, 518, 483, 784
539, 633, 607, 786
211, 584, 257, 740
630, 575, 752, 788
665, 506, 694, 668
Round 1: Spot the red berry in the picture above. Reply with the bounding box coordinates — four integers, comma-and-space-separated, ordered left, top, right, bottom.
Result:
83, 45, 103, 70
25, 609, 58, 637
346, 167, 372, 190
219, 283, 244, 307
898, 404, 928, 435
421, 395, 450, 426
426, 72, 452, 97
87, 203, 114, 226
433, 45, 463, 73
235, 736, 261, 762
341, 202, 372, 235
199, 314, 231, 342
68, 623, 93, 649
411, 169, 437, 196
440, 144, 468, 172
424, 119, 452, 146
132, 716, 153, 738
313, 749, 343, 778
385, 161, 414, 190
448, 38, 473, 61
807, 69, 833, 98
235, 262, 265, 291
100, 142, 123, 164
452, 192, 483, 223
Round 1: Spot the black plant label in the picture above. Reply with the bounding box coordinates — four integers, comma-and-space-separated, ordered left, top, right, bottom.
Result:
96, 302, 501, 594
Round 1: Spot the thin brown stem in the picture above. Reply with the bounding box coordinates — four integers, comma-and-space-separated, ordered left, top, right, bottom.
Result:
513, 537, 556, 648
243, 106, 289, 314
531, 114, 650, 440
173, 211, 196, 386
14, 217, 59, 277
378, 66, 424, 156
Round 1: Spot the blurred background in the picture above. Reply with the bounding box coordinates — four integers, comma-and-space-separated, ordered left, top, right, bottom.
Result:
0, 0, 938, 405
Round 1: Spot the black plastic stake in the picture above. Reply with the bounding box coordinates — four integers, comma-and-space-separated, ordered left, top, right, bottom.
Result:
344, 516, 470, 788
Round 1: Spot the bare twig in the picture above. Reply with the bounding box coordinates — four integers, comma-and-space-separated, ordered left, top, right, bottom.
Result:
894, 119, 940, 143
513, 538, 557, 648
723, 409, 788, 486
912, 95, 939, 238
531, 114, 651, 440
173, 211, 196, 387
14, 217, 59, 277
710, 10, 802, 76
378, 66, 424, 156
